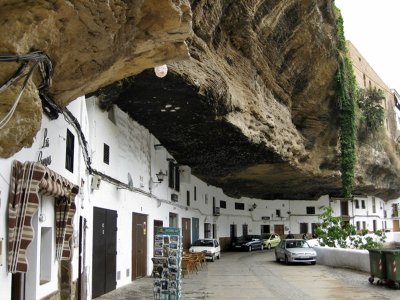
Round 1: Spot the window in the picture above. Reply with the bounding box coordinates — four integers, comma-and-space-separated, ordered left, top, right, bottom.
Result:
168, 161, 180, 191
372, 197, 376, 213
40, 227, 52, 285
205, 194, 208, 205
220, 200, 226, 209
174, 165, 180, 192
362, 221, 367, 230
355, 199, 359, 209
103, 143, 110, 165
361, 200, 366, 209
306, 207, 315, 214
194, 186, 197, 201
276, 209, 281, 217
356, 221, 360, 231
65, 129, 74, 172
204, 223, 212, 238
169, 213, 178, 227
235, 203, 244, 210
186, 191, 190, 206
168, 161, 174, 188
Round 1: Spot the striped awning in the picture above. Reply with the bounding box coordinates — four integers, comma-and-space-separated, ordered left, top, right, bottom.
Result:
8, 160, 79, 273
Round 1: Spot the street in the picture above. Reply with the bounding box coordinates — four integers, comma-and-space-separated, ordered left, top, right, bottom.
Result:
97, 249, 399, 299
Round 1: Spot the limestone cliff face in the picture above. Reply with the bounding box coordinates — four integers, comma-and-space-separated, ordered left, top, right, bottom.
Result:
100, 0, 343, 199
1, 0, 400, 200
0, 0, 191, 157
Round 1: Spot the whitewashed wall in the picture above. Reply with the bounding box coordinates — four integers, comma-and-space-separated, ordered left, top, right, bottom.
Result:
0, 97, 86, 300
1, 95, 396, 299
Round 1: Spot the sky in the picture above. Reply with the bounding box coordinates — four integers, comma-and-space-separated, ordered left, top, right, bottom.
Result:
335, 0, 399, 92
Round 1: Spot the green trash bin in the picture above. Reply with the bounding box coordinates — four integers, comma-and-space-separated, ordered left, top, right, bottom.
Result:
368, 249, 387, 284
384, 249, 400, 288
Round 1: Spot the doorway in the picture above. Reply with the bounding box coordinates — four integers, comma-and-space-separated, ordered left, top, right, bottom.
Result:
260, 225, 270, 235
92, 207, 117, 298
182, 218, 191, 251
242, 224, 248, 236
132, 213, 148, 280
341, 200, 349, 216
192, 218, 199, 242
78, 217, 87, 300
274, 224, 284, 238
230, 224, 237, 243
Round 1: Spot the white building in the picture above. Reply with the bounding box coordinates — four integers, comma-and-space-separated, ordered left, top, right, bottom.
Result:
0, 96, 390, 300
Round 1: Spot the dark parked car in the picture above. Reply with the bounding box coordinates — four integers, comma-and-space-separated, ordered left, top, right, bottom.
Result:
232, 235, 264, 251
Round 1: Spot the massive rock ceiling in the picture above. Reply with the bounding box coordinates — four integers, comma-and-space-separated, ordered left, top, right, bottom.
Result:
1, 0, 400, 200
97, 0, 343, 200
0, 0, 191, 156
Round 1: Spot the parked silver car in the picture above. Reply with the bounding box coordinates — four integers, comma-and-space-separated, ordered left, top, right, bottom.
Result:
275, 239, 317, 265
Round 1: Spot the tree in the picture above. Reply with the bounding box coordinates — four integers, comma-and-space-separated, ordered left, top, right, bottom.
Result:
357, 88, 385, 133
315, 207, 354, 248
315, 206, 386, 249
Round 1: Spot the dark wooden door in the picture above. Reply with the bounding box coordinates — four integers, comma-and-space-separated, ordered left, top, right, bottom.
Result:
274, 224, 284, 238
92, 207, 117, 298
132, 213, 147, 280
78, 217, 87, 300
192, 218, 199, 242
394, 220, 400, 232
182, 218, 191, 251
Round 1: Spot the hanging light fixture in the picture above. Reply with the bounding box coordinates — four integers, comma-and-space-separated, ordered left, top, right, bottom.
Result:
153, 170, 166, 183
154, 64, 168, 78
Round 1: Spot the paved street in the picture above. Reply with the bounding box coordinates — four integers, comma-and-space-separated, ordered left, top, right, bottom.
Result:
97, 250, 399, 299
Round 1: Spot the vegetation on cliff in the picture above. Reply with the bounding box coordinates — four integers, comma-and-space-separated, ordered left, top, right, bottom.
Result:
357, 87, 385, 135
335, 10, 357, 198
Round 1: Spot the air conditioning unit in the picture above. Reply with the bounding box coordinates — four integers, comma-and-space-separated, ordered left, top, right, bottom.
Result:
171, 193, 178, 202
261, 216, 270, 221
91, 174, 101, 190
213, 207, 220, 216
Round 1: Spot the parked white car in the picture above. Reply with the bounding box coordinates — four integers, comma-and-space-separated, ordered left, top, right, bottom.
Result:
275, 239, 317, 265
189, 238, 221, 261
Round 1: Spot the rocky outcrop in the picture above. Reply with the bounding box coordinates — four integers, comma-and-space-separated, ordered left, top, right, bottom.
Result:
2, 0, 400, 200
98, 0, 343, 199
0, 0, 191, 157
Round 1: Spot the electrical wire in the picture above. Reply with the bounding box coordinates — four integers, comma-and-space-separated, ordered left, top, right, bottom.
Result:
0, 51, 53, 129
0, 62, 38, 130
0, 51, 187, 209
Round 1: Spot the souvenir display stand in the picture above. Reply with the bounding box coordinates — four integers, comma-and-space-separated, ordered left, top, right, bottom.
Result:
153, 227, 182, 300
